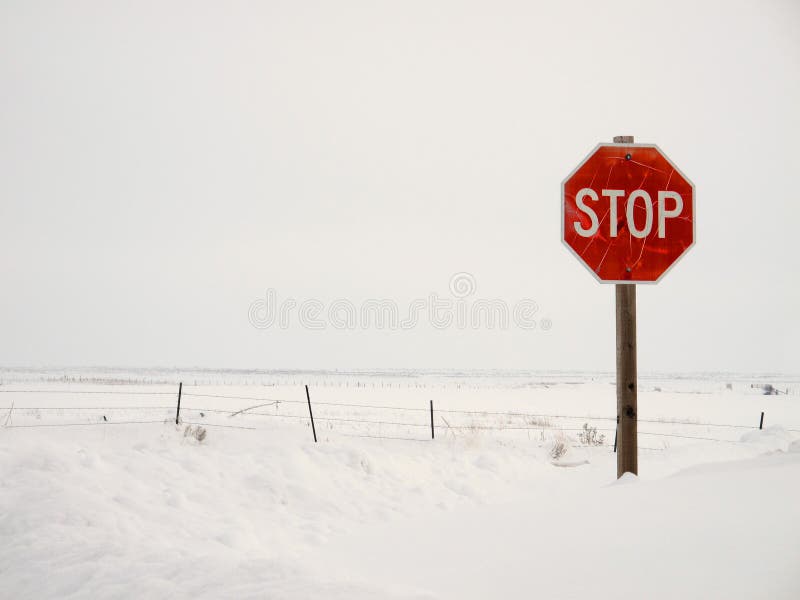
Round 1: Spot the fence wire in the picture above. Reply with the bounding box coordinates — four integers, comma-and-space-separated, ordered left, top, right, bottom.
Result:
0, 387, 795, 447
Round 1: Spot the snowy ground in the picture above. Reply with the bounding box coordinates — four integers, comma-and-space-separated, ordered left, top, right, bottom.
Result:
1, 370, 798, 598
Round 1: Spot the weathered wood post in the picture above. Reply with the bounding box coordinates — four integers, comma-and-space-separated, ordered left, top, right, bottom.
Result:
305, 385, 317, 443
175, 381, 183, 425
614, 135, 638, 478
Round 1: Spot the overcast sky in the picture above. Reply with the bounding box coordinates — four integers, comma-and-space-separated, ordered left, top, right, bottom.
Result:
1, 0, 798, 373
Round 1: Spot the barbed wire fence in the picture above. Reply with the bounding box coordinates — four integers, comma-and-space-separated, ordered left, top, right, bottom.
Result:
2, 384, 797, 453
6, 385, 800, 450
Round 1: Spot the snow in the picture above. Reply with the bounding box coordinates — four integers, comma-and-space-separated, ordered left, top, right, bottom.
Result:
1, 370, 798, 598
312, 450, 800, 600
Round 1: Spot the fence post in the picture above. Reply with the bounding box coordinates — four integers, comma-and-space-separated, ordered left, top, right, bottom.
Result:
430, 400, 434, 440
305, 385, 317, 443
759, 411, 765, 430
175, 382, 182, 425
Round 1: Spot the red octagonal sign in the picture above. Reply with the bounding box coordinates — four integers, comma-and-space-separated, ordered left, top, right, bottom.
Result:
562, 143, 695, 283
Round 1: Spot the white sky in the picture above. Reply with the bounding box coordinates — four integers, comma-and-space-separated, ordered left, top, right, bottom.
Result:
1, 0, 798, 373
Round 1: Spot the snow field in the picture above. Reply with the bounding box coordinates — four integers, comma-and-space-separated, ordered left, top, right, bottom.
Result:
1, 374, 798, 598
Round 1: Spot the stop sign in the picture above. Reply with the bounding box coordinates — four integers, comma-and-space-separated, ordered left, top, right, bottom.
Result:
562, 143, 695, 283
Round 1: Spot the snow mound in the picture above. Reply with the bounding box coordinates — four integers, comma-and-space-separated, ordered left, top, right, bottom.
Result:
739, 425, 796, 452
613, 471, 639, 484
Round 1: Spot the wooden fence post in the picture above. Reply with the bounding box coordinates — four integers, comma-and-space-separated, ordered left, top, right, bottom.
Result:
175, 382, 182, 425
305, 385, 317, 443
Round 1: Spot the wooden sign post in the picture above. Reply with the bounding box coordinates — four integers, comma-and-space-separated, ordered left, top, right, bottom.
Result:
613, 135, 638, 477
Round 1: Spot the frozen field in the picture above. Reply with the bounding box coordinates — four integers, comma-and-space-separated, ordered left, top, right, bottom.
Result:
1, 369, 799, 598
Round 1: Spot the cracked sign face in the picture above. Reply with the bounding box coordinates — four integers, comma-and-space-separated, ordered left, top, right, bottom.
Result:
562, 143, 695, 283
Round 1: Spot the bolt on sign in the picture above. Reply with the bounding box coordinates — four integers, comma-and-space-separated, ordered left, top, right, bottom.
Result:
562, 144, 695, 283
